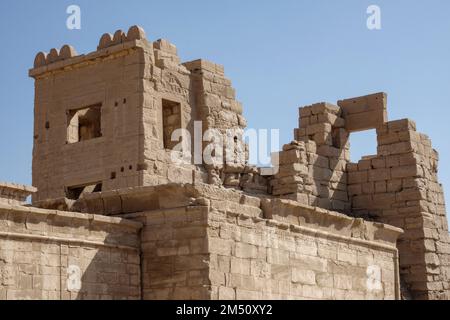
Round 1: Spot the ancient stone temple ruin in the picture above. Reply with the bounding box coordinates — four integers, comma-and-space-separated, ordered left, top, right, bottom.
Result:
1, 25, 449, 300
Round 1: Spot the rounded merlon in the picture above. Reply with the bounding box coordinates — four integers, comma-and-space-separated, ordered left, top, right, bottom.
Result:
127, 25, 146, 41
47, 48, 61, 63
34, 52, 48, 68
60, 45, 77, 59
98, 33, 113, 49
112, 30, 126, 45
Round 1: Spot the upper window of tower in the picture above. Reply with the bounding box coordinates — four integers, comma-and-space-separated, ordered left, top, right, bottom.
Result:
162, 99, 182, 150
67, 104, 102, 144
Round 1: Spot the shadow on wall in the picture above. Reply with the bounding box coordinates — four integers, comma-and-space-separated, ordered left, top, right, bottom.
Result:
0, 202, 142, 300
66, 220, 142, 300
69, 240, 141, 300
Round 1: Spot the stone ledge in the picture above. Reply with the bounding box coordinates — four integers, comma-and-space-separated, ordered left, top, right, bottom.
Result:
0, 231, 139, 252
79, 183, 402, 248
81, 183, 262, 215
0, 182, 37, 205
0, 202, 142, 230
212, 208, 400, 253
0, 203, 142, 250
262, 198, 403, 248
0, 182, 37, 193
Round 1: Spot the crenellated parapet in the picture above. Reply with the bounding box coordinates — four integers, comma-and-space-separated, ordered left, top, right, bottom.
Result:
30, 25, 190, 75
30, 25, 151, 78
97, 25, 147, 50
34, 45, 78, 68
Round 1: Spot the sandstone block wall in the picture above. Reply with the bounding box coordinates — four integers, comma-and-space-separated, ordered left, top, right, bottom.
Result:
183, 59, 251, 187
129, 206, 211, 300
287, 93, 450, 299
208, 204, 399, 300
0, 182, 36, 206
338, 93, 388, 132
272, 139, 350, 213
140, 39, 203, 188
0, 203, 142, 300
347, 119, 450, 299
285, 103, 350, 213
107, 184, 401, 300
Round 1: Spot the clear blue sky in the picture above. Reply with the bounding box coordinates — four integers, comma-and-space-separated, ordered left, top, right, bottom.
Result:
1, 0, 449, 212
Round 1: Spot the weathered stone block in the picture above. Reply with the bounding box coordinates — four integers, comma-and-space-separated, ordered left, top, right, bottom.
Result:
338, 93, 387, 132
292, 269, 316, 285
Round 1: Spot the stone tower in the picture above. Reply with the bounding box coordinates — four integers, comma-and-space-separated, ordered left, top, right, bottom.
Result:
30, 26, 247, 206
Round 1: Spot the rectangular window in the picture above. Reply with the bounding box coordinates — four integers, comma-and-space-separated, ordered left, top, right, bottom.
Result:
162, 99, 181, 150
67, 104, 102, 144
65, 182, 102, 200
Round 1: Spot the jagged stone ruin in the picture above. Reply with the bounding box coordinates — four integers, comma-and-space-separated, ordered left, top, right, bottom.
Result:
0, 25, 448, 300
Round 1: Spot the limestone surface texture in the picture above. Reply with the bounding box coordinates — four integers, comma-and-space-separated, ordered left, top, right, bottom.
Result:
0, 25, 448, 300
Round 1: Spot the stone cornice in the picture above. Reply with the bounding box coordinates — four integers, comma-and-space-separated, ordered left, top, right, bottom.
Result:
0, 182, 37, 205
79, 183, 402, 247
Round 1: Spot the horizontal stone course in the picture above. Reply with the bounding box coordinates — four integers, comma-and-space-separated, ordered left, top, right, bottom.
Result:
0, 204, 141, 300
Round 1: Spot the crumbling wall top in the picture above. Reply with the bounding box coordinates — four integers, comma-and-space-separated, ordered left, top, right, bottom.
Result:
0, 182, 37, 205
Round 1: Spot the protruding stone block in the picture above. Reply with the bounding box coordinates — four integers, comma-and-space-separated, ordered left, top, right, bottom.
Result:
338, 92, 388, 132
154, 39, 178, 55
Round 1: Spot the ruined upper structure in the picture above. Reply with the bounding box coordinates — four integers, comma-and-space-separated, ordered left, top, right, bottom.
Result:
1, 25, 447, 300
30, 25, 250, 206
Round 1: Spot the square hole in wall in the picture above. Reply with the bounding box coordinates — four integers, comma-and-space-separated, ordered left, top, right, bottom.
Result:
67, 104, 102, 144
349, 129, 378, 163
162, 99, 181, 150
